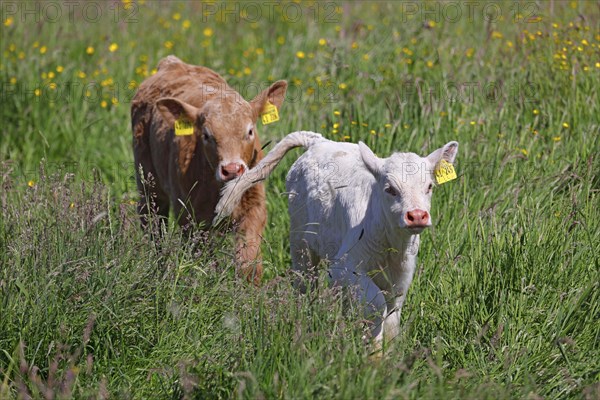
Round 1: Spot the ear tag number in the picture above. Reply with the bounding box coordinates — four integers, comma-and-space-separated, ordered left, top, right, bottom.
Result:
261, 102, 279, 125
435, 159, 457, 184
174, 117, 194, 136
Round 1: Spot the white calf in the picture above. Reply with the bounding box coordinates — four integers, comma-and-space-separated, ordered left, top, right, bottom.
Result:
215, 131, 459, 343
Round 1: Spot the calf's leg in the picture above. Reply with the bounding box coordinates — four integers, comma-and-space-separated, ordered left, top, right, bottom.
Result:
232, 186, 266, 285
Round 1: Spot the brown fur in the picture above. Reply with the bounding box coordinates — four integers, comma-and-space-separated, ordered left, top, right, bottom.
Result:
131, 55, 287, 284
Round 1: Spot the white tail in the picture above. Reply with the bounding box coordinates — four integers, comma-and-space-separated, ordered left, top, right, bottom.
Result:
214, 130, 323, 223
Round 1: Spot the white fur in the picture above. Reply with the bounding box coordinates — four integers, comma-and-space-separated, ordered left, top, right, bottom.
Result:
287, 138, 458, 343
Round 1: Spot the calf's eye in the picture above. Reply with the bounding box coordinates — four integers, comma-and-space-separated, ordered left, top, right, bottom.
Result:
427, 183, 433, 193
248, 128, 254, 138
384, 185, 397, 196
201, 127, 211, 142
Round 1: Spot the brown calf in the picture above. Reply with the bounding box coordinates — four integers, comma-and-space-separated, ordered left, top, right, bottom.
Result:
131, 55, 287, 283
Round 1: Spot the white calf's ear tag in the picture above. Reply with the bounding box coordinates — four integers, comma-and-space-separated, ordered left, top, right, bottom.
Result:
174, 117, 194, 136
434, 159, 457, 184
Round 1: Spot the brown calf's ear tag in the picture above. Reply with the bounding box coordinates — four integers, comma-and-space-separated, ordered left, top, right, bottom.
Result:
174, 117, 194, 136
261, 101, 279, 125
435, 159, 457, 185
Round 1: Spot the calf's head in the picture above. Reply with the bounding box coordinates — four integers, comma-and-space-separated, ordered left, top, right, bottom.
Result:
155, 81, 287, 182
359, 141, 459, 234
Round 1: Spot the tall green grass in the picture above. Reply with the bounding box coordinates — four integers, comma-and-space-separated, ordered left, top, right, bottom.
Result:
1, 1, 599, 398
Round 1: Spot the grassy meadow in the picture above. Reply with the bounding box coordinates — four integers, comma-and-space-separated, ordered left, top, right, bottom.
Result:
1, 0, 599, 398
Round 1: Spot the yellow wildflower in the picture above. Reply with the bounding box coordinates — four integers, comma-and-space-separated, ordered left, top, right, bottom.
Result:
533, 109, 539, 115
203, 27, 213, 37
333, 110, 341, 116
86, 46, 95, 55
182, 20, 191, 29
319, 38, 327, 46
108, 43, 118, 52
164, 41, 174, 49
338, 83, 347, 90
4, 17, 14, 26
296, 51, 305, 59
28, 180, 35, 187
56, 65, 64, 73
552, 136, 561, 142
39, 46, 47, 54
562, 122, 569, 128
101, 100, 108, 108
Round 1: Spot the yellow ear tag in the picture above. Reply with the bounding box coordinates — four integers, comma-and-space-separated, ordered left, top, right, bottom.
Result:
174, 117, 194, 136
261, 102, 279, 125
435, 159, 457, 185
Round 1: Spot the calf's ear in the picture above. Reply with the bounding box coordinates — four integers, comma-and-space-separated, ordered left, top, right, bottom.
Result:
250, 80, 288, 118
359, 142, 384, 178
427, 141, 459, 165
156, 97, 200, 126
